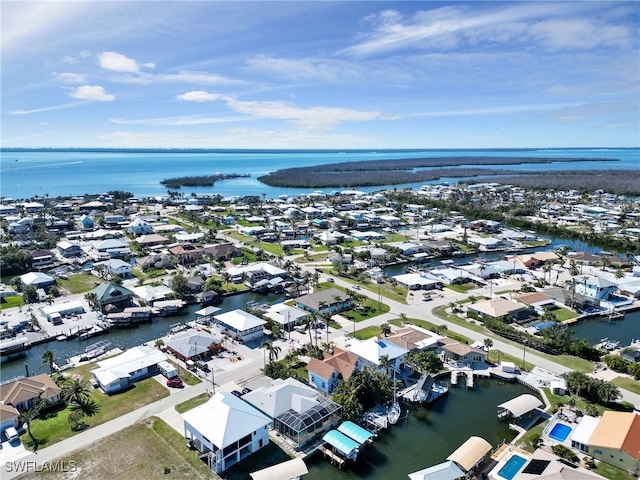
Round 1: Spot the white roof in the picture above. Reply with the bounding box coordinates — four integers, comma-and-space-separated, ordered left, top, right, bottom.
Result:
409, 460, 465, 480
346, 337, 408, 365
569, 415, 600, 446
214, 309, 266, 332
250, 458, 308, 480
41, 301, 84, 316
195, 306, 221, 316
91, 345, 166, 386
498, 394, 542, 418
19, 271, 54, 285
132, 285, 174, 302
182, 392, 270, 449
242, 378, 321, 418
263, 304, 308, 326
226, 262, 286, 277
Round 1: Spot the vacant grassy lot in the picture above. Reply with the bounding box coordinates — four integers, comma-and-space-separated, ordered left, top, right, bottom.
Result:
445, 282, 478, 293
348, 325, 383, 340
26, 418, 214, 480
175, 393, 209, 414
23, 371, 169, 449
551, 307, 579, 322
611, 376, 640, 395
58, 273, 103, 294
1, 295, 24, 310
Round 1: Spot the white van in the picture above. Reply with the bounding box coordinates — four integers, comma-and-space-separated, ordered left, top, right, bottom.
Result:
5, 426, 19, 442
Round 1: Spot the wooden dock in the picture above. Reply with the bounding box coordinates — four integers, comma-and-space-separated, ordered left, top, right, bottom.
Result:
318, 445, 346, 468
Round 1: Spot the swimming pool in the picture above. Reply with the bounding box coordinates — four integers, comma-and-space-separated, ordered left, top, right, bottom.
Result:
549, 422, 572, 442
498, 455, 528, 480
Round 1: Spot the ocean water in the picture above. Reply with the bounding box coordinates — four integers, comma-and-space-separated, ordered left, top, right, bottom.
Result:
1, 148, 638, 199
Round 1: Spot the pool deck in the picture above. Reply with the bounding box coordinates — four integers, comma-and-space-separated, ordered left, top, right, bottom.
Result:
488, 446, 531, 480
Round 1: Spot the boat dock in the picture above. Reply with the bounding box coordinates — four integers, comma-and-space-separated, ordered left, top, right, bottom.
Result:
362, 406, 389, 432
318, 445, 346, 468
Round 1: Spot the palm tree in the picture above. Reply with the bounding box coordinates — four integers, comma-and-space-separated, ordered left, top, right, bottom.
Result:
379, 355, 391, 376
483, 338, 493, 351
61, 378, 92, 406
41, 349, 55, 374
19, 399, 45, 449
380, 322, 391, 337
261, 341, 281, 365
84, 292, 97, 309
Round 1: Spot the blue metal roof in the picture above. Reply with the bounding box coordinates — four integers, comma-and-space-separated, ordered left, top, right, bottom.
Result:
337, 421, 374, 445
322, 430, 359, 459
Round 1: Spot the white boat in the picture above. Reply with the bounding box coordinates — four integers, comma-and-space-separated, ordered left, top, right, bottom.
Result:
387, 401, 401, 425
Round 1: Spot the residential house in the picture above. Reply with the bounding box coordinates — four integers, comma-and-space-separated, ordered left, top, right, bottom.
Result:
294, 288, 353, 316
573, 275, 617, 302
203, 243, 241, 261
132, 284, 174, 304
0, 404, 20, 436
165, 330, 221, 362
169, 242, 203, 266
90, 345, 167, 394
135, 234, 171, 248
182, 392, 271, 474
19, 272, 55, 290
213, 309, 266, 343
243, 378, 341, 448
136, 253, 174, 271
438, 338, 487, 367
31, 249, 55, 268
127, 217, 154, 236
91, 238, 131, 259
8, 217, 33, 234
512, 292, 557, 313
225, 262, 287, 287
263, 303, 308, 332
79, 214, 94, 230
392, 272, 442, 290
509, 251, 559, 269
0, 374, 62, 411
346, 337, 408, 373
386, 325, 443, 351
57, 240, 83, 258
87, 283, 134, 312
307, 347, 361, 394
99, 258, 133, 279
467, 297, 531, 323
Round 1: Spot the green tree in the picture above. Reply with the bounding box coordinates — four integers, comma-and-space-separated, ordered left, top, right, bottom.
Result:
41, 349, 55, 375
23, 285, 38, 304
61, 378, 92, 406
483, 338, 494, 351
170, 273, 190, 298
380, 322, 391, 337
261, 341, 282, 365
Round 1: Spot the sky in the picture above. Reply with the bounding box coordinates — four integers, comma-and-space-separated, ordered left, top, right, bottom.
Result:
1, 1, 639, 149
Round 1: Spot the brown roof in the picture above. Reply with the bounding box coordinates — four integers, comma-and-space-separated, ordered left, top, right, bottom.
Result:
169, 242, 203, 255
295, 288, 349, 311
307, 347, 359, 381
0, 403, 20, 422
386, 327, 436, 350
307, 357, 337, 380
441, 342, 484, 357
0, 373, 61, 406
512, 292, 553, 305
589, 411, 640, 460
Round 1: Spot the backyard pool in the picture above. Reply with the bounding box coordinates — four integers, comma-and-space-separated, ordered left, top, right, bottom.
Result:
548, 423, 572, 442
498, 455, 528, 480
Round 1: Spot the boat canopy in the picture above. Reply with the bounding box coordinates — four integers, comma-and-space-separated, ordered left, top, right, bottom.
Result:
337, 421, 374, 445
250, 458, 308, 480
446, 436, 492, 472
497, 394, 542, 418
408, 460, 466, 480
322, 430, 360, 459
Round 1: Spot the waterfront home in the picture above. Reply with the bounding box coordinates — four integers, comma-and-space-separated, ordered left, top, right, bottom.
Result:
132, 284, 174, 303
438, 339, 487, 367
263, 303, 308, 331
40, 301, 85, 322
392, 272, 442, 291
295, 288, 353, 316
386, 325, 443, 351
346, 337, 408, 373
430, 267, 469, 285
242, 378, 342, 448
56, 239, 82, 258
468, 236, 508, 251
508, 251, 559, 269
90, 345, 167, 394
511, 292, 557, 313
0, 404, 20, 437
213, 309, 266, 343
0, 374, 62, 411
576, 411, 640, 474
485, 260, 526, 275
447, 436, 492, 474
572, 274, 617, 302
19, 271, 55, 290
31, 249, 55, 268
165, 330, 221, 362
98, 258, 132, 279
467, 297, 531, 323
307, 346, 361, 394
183, 392, 271, 474
87, 283, 134, 312
225, 262, 287, 287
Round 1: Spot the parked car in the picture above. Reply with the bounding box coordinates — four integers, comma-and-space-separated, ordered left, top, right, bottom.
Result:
166, 377, 183, 388
326, 277, 335, 283
353, 285, 361, 290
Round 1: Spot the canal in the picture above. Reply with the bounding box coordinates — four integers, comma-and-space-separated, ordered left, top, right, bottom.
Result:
0, 290, 285, 382
304, 378, 536, 480
567, 309, 640, 347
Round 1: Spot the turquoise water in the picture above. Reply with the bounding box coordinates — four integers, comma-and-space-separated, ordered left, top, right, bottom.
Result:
548, 423, 572, 442
1, 148, 637, 199
304, 378, 536, 480
498, 454, 528, 480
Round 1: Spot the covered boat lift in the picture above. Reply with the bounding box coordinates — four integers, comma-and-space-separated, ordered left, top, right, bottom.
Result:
322, 430, 360, 462
250, 457, 308, 480
446, 436, 492, 472
408, 460, 466, 480
497, 394, 542, 419
337, 421, 375, 446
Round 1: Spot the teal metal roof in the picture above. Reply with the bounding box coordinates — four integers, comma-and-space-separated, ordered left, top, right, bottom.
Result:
322, 430, 359, 459
337, 421, 374, 445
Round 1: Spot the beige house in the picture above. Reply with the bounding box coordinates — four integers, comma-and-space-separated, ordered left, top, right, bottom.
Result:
586, 411, 640, 474
467, 297, 531, 322
0, 374, 61, 411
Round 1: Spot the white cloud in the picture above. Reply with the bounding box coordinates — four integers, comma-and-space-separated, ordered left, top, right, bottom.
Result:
69, 85, 115, 101
111, 114, 247, 126
176, 91, 222, 102
10, 102, 84, 115
52, 72, 86, 83
98, 51, 143, 73
246, 55, 365, 83
113, 71, 238, 86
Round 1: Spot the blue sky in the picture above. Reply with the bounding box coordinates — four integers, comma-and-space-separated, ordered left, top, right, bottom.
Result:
2, 1, 638, 149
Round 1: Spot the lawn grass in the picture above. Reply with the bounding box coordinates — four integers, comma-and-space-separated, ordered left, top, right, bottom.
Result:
1, 295, 24, 310
540, 387, 605, 415
445, 283, 478, 293
611, 376, 640, 395
348, 325, 383, 340
518, 419, 547, 452
175, 392, 209, 414
593, 462, 637, 480
552, 307, 579, 322
487, 349, 535, 372
23, 373, 169, 449
167, 360, 202, 386
30, 417, 214, 480
382, 233, 407, 243
58, 273, 103, 294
